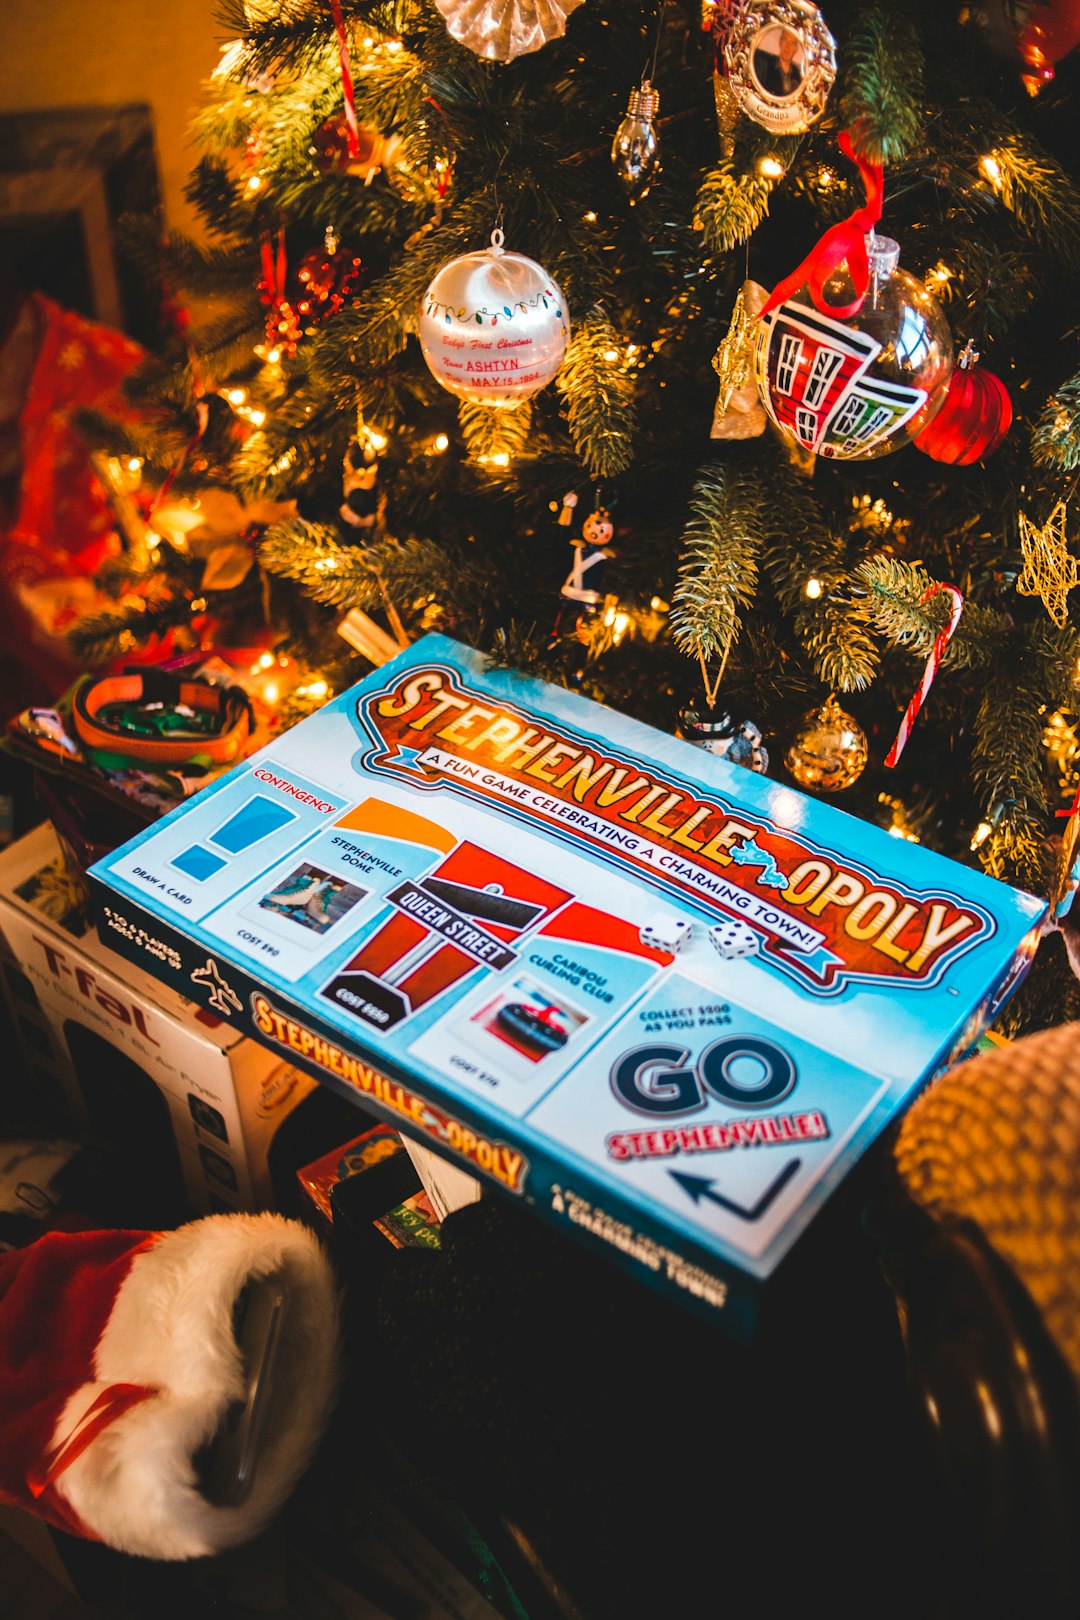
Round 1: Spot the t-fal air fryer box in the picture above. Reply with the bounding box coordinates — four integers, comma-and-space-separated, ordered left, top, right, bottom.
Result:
0, 821, 327, 1219
87, 636, 1048, 1337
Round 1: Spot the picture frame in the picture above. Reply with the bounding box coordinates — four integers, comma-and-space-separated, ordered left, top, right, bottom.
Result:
724, 0, 837, 135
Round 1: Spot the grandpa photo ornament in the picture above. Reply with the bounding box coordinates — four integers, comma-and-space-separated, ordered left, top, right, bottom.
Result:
724, 0, 836, 134
419, 229, 570, 408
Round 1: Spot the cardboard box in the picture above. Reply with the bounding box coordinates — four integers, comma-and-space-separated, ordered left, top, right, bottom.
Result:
0, 822, 332, 1219
87, 635, 1048, 1336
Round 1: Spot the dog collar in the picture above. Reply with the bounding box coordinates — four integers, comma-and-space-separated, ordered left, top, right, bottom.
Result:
71, 669, 255, 766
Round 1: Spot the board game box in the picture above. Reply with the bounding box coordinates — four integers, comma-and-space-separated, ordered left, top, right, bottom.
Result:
87, 635, 1048, 1337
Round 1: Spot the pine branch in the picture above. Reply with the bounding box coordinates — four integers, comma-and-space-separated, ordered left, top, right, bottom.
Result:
554, 308, 638, 480
259, 518, 385, 609
978, 127, 1080, 268
855, 555, 1004, 669
693, 163, 776, 256
795, 601, 880, 693
1032, 371, 1080, 471
839, 3, 924, 165
670, 462, 762, 664
66, 593, 190, 667
458, 398, 535, 466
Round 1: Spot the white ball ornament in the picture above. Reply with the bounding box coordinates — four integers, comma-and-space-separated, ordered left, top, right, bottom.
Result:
418, 229, 570, 409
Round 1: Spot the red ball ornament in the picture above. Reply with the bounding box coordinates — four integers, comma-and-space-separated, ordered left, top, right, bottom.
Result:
912, 341, 1012, 464
311, 115, 400, 180
294, 243, 364, 324
1011, 0, 1080, 93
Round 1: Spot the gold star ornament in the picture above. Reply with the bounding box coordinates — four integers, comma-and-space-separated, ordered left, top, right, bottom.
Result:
1017, 500, 1079, 628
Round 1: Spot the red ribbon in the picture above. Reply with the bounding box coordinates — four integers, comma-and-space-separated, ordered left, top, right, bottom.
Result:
260, 228, 288, 302
759, 131, 884, 320
29, 1383, 157, 1497
1056, 780, 1080, 820
328, 0, 361, 162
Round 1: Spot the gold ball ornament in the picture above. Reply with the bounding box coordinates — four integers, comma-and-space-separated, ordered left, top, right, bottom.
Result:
418, 229, 570, 409
785, 695, 868, 792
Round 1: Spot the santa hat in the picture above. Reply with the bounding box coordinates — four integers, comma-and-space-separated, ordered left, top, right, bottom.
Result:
0, 1212, 341, 1560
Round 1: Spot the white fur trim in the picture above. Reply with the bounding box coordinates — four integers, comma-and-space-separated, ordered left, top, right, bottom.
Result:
48, 1214, 342, 1560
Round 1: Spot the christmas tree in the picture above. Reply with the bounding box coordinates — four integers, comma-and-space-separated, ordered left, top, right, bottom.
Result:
73, 0, 1080, 1035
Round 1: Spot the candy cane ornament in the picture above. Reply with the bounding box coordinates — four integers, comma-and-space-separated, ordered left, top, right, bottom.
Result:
884, 582, 964, 767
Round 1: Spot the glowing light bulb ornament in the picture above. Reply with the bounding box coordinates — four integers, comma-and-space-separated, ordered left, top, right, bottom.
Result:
418, 230, 570, 409
611, 80, 662, 203
754, 131, 953, 462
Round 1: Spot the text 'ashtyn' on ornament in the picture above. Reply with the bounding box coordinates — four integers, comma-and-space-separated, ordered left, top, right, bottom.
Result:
611, 80, 662, 203
724, 0, 836, 135
678, 704, 770, 772
419, 230, 570, 409
785, 695, 868, 791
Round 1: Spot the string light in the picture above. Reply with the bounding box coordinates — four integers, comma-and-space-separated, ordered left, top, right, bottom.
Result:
433, 434, 449, 452
970, 820, 993, 850
225, 387, 247, 406
758, 156, 784, 179
979, 153, 1003, 188
878, 792, 921, 843
246, 174, 264, 193
602, 605, 633, 645
925, 262, 953, 291
804, 577, 823, 599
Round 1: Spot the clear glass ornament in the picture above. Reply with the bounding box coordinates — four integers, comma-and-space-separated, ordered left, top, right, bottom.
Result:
611, 82, 661, 203
785, 695, 867, 791
755, 234, 953, 461
432, 0, 584, 62
418, 229, 570, 409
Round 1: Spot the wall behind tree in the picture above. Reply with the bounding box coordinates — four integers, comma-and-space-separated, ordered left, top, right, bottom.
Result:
0, 0, 225, 238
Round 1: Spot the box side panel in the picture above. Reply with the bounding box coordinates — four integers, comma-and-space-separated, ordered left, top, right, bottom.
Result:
88, 872, 762, 1335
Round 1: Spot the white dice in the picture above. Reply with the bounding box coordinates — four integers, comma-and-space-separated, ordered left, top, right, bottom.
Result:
639, 913, 693, 952
707, 918, 760, 960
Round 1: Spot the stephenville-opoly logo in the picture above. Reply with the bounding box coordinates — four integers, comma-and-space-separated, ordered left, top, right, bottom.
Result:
250, 993, 526, 1190
353, 664, 996, 996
